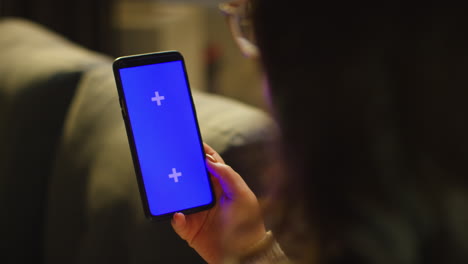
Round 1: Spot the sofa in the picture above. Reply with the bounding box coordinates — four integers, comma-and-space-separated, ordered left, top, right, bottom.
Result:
0, 18, 276, 264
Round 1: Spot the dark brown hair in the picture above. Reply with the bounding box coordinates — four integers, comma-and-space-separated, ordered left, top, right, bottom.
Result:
253, 1, 468, 263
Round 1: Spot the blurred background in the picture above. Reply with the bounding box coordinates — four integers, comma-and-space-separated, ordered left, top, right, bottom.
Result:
0, 0, 267, 110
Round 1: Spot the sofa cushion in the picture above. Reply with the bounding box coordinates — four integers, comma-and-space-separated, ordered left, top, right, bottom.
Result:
0, 18, 110, 263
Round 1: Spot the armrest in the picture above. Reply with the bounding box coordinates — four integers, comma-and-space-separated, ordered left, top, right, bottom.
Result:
0, 17, 109, 262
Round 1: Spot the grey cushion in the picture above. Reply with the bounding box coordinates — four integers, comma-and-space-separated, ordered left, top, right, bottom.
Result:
0, 17, 109, 263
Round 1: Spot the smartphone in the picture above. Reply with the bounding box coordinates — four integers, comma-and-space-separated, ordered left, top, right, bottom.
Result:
113, 51, 215, 221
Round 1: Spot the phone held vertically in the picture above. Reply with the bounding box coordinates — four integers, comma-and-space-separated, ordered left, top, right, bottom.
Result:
113, 51, 215, 221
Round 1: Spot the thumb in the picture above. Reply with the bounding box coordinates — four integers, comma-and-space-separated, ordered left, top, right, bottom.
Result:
171, 212, 189, 240
206, 155, 249, 199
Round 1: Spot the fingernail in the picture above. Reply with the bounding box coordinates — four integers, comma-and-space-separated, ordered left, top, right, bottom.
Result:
206, 153, 217, 163
173, 212, 182, 220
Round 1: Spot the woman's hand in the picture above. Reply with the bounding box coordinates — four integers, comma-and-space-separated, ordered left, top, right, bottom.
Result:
171, 143, 266, 264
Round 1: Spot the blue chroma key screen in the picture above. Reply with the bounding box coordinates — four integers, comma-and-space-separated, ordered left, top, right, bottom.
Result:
119, 61, 213, 216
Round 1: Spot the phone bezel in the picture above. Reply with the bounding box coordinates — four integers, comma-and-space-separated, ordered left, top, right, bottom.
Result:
113, 51, 216, 221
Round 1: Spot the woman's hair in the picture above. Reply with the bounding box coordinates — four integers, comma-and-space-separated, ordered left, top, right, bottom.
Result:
252, 1, 468, 263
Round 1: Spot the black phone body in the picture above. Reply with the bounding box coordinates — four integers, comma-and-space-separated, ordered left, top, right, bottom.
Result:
113, 51, 215, 221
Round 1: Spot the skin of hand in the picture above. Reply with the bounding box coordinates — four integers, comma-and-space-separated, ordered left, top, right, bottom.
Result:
171, 143, 267, 264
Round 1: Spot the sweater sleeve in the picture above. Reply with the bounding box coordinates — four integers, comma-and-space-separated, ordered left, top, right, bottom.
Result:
235, 231, 290, 264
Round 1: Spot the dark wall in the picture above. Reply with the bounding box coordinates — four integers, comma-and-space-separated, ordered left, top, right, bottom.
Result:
0, 0, 117, 55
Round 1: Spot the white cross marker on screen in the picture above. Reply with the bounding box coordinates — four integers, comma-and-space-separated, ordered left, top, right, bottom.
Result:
168, 168, 182, 183
151, 91, 165, 106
